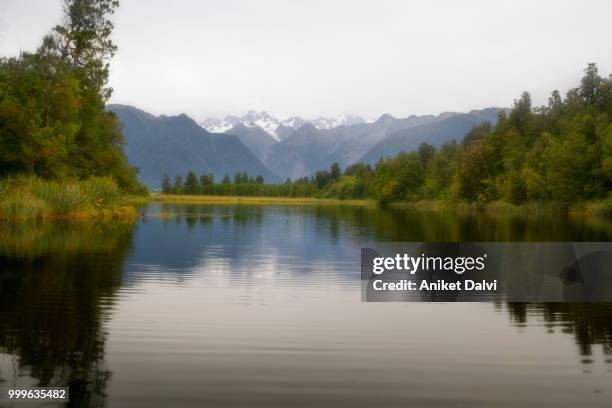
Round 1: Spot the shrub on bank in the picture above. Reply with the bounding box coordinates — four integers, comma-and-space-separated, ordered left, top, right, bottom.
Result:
0, 176, 135, 221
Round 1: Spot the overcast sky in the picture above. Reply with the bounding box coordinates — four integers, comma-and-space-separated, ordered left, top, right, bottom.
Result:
1, 0, 612, 121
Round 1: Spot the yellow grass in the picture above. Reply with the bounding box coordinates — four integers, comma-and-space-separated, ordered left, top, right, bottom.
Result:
142, 194, 374, 207
0, 176, 138, 222
391, 199, 612, 217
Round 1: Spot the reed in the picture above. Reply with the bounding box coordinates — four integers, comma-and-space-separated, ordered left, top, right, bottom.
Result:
391, 198, 612, 217
145, 194, 374, 206
0, 176, 136, 221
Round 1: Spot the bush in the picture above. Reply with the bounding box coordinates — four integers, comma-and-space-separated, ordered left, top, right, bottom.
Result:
0, 176, 132, 220
0, 190, 49, 220
81, 177, 123, 209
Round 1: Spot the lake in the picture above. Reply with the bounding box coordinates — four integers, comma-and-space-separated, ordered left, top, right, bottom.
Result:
1, 203, 612, 407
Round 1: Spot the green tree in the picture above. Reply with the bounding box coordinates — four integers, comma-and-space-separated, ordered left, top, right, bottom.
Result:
200, 173, 212, 187
233, 172, 242, 184
161, 173, 171, 194
330, 162, 341, 180
0, 0, 144, 194
580, 63, 602, 106
417, 143, 436, 167
172, 175, 183, 194
184, 171, 199, 195
52, 0, 120, 98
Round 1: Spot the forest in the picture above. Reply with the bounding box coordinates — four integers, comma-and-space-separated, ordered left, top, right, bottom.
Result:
0, 0, 145, 191
2, 1, 611, 216
166, 64, 612, 209
0, 0, 146, 219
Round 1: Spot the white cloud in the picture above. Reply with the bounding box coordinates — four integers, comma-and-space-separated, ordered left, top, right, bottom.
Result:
2, 0, 611, 121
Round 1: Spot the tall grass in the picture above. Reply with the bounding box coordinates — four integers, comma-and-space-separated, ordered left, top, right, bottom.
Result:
147, 193, 374, 206
0, 176, 136, 221
392, 198, 612, 217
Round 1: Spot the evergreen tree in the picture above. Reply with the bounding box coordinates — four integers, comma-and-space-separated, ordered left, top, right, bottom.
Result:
172, 175, 183, 194
200, 174, 210, 187
330, 162, 341, 180
161, 173, 171, 193
184, 171, 199, 195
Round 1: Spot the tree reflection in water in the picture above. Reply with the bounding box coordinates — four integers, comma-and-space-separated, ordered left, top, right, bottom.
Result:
1, 205, 612, 406
507, 302, 612, 362
0, 221, 136, 407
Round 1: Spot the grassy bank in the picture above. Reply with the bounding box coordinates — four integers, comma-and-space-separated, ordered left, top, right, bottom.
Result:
141, 194, 612, 216
142, 193, 612, 218
143, 194, 374, 207
391, 199, 612, 217
0, 176, 137, 221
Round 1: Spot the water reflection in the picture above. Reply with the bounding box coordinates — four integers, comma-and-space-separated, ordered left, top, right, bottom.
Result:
507, 303, 612, 360
0, 204, 611, 407
0, 222, 136, 407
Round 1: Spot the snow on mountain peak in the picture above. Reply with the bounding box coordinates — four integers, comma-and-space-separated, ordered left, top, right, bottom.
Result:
200, 111, 365, 140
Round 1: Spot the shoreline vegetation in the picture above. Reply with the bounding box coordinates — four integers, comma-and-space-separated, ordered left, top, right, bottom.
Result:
1, 2, 610, 222
1, 184, 610, 222
143, 194, 373, 207
391, 199, 612, 217
4, 186, 610, 222
160, 64, 612, 216
0, 0, 147, 222
0, 176, 136, 221
139, 194, 612, 217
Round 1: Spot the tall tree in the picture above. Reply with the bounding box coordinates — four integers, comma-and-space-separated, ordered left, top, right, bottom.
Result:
330, 162, 341, 180
52, 0, 120, 98
161, 173, 171, 193
0, 0, 144, 193
184, 171, 199, 195
172, 175, 183, 194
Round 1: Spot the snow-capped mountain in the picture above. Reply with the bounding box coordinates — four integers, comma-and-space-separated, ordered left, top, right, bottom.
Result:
200, 111, 365, 141
200, 115, 242, 135
309, 114, 366, 129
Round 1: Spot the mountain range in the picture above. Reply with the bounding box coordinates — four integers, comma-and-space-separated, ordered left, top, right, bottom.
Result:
109, 105, 508, 188
201, 111, 366, 141
108, 105, 279, 187
263, 108, 507, 178
360, 108, 505, 164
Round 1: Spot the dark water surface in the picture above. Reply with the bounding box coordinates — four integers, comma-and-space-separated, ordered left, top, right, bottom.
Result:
1, 204, 612, 407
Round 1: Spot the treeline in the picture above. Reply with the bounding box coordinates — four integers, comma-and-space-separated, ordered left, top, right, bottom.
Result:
165, 64, 612, 207
0, 0, 146, 194
364, 63, 612, 205
161, 171, 320, 197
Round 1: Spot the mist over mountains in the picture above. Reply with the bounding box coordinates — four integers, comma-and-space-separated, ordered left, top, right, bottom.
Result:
110, 105, 508, 188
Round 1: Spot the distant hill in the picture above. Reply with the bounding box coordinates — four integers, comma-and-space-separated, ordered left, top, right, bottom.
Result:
359, 108, 507, 164
108, 105, 279, 188
224, 124, 277, 162
264, 112, 458, 179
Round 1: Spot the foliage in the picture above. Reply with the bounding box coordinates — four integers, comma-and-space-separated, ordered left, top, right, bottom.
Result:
163, 65, 611, 207
0, 0, 146, 194
0, 175, 134, 220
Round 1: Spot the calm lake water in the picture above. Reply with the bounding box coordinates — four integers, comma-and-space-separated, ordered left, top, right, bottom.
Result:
1, 204, 612, 407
